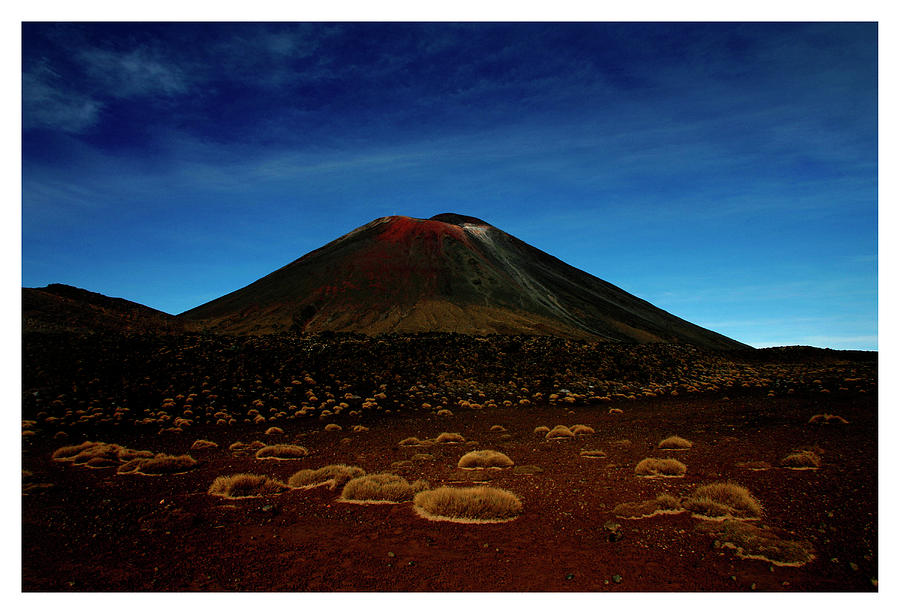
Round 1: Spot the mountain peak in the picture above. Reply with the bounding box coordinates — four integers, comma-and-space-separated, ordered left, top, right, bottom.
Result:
428, 213, 490, 226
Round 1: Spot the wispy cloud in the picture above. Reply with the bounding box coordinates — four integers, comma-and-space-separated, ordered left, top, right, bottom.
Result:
79, 47, 189, 98
22, 63, 102, 133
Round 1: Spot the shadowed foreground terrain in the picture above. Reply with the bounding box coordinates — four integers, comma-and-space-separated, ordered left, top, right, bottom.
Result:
22, 332, 876, 591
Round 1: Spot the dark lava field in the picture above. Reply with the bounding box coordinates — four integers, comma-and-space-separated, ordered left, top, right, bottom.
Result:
21, 332, 878, 592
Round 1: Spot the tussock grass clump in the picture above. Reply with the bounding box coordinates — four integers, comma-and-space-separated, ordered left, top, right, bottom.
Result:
229, 441, 266, 455
736, 460, 773, 471
570, 424, 595, 435
52, 441, 102, 461
545, 425, 575, 440
808, 413, 849, 425
613, 494, 684, 519
288, 465, 365, 490
413, 486, 522, 523
352, 425, 369, 433
255, 444, 308, 460
411, 453, 435, 461
118, 454, 198, 475
533, 426, 550, 435
340, 473, 429, 503
780, 450, 821, 469
579, 449, 606, 458
436, 409, 454, 417
635, 457, 687, 478
208, 473, 288, 498
609, 408, 623, 415
116, 448, 154, 462
399, 437, 426, 446
435, 432, 465, 444
265, 427, 284, 435
324, 423, 342, 432
658, 436, 693, 450
457, 449, 514, 470
190, 439, 219, 451
489, 425, 507, 432
697, 520, 814, 567
683, 482, 763, 520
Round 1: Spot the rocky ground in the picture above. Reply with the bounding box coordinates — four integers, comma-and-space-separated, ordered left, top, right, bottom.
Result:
21, 333, 877, 591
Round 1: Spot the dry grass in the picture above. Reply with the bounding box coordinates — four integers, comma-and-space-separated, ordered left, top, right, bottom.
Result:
735, 460, 774, 471
118, 454, 198, 475
52, 441, 102, 461
414, 486, 522, 523
570, 424, 595, 436
436, 409, 453, 417
190, 439, 219, 451
697, 520, 814, 566
265, 427, 284, 435
255, 444, 309, 460
808, 413, 849, 425
658, 435, 693, 450
435, 432, 465, 444
457, 449, 514, 469
208, 473, 288, 498
609, 408, 623, 415
288, 465, 365, 490
683, 482, 763, 519
340, 473, 429, 503
352, 425, 369, 433
780, 449, 821, 469
324, 423, 343, 432
489, 425, 507, 432
579, 449, 606, 458
533, 426, 550, 435
545, 425, 575, 439
634, 457, 687, 478
399, 437, 427, 446
613, 494, 684, 518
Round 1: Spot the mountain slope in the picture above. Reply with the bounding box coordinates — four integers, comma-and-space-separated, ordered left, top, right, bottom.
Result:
180, 214, 747, 349
23, 284, 184, 334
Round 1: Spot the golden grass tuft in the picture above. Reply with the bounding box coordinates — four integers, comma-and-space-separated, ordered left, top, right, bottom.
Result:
208, 473, 288, 498
570, 424, 595, 435
118, 454, 198, 475
489, 425, 507, 432
683, 482, 763, 519
780, 449, 821, 469
288, 464, 365, 490
579, 449, 606, 458
808, 413, 849, 425
190, 439, 219, 451
457, 449, 514, 470
436, 409, 454, 417
634, 457, 687, 478
735, 460, 773, 471
255, 444, 308, 460
352, 425, 369, 433
609, 408, 623, 415
399, 436, 426, 446
697, 519, 814, 567
51, 441, 101, 461
533, 426, 550, 435
435, 432, 465, 444
265, 427, 284, 435
545, 425, 575, 439
413, 486, 522, 523
324, 423, 343, 432
658, 435, 693, 450
340, 473, 430, 503
613, 494, 684, 519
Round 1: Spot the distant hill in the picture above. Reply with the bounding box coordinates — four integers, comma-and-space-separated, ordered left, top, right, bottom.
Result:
180, 213, 748, 350
23, 284, 184, 334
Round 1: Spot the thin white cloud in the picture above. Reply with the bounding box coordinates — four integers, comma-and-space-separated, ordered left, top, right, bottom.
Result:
22, 64, 102, 133
79, 47, 188, 98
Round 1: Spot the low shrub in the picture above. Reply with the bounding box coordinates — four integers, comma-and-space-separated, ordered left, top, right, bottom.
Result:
265, 427, 284, 435
208, 473, 288, 498
683, 482, 763, 519
545, 425, 575, 440
780, 450, 821, 469
324, 423, 343, 432
579, 449, 606, 458
399, 437, 426, 446
118, 454, 198, 475
436, 409, 453, 417
288, 465, 365, 490
533, 426, 550, 435
340, 473, 429, 503
634, 457, 687, 478
190, 439, 219, 451
658, 436, 693, 450
697, 520, 814, 566
570, 424, 595, 435
489, 425, 507, 432
457, 449, 514, 469
613, 494, 684, 518
255, 444, 308, 460
435, 432, 465, 444
414, 486, 522, 523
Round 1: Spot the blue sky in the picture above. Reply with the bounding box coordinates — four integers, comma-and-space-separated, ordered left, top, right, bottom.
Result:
21, 22, 877, 349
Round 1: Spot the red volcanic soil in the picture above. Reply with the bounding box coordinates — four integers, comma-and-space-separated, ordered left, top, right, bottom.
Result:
23, 392, 876, 591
